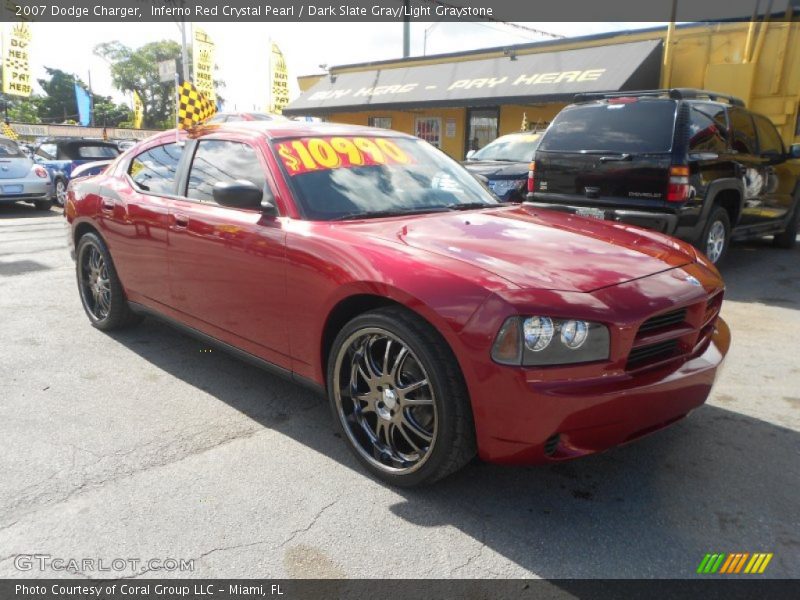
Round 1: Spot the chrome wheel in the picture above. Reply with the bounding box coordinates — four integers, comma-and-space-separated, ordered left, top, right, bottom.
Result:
706, 220, 726, 263
333, 328, 437, 474
55, 180, 67, 206
79, 244, 111, 320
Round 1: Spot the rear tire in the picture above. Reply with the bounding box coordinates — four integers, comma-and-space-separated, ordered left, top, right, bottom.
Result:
773, 201, 799, 249
697, 206, 731, 265
327, 306, 476, 487
76, 232, 142, 331
34, 200, 51, 211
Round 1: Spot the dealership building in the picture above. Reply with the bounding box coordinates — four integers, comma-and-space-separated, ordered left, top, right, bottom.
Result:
284, 19, 800, 160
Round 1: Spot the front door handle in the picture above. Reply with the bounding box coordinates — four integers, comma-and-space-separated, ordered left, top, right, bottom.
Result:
174, 214, 189, 228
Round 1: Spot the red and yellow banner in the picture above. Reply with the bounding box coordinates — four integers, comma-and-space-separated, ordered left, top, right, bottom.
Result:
275, 137, 414, 176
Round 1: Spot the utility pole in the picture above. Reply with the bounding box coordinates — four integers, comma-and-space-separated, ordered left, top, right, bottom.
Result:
402, 0, 410, 57
178, 0, 190, 82
87, 70, 95, 127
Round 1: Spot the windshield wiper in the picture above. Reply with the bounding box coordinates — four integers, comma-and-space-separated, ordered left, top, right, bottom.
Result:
331, 207, 450, 221
446, 202, 509, 211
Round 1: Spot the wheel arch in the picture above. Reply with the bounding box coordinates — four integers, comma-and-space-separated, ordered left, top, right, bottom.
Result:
318, 287, 473, 392
702, 179, 744, 228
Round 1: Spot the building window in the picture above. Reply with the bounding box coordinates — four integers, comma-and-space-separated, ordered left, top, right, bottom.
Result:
415, 117, 441, 147
368, 116, 392, 129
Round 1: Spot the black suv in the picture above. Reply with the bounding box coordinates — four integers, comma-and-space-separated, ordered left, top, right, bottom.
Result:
528, 89, 800, 264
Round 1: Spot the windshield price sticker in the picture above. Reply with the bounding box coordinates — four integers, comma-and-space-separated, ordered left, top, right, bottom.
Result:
276, 137, 414, 175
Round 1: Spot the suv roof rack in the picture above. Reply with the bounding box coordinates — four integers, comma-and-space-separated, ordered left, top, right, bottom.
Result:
573, 88, 745, 107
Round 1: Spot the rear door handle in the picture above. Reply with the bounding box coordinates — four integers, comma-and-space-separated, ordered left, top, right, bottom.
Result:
174, 214, 189, 228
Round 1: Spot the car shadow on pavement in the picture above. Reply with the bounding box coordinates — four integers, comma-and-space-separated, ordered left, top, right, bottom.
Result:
719, 240, 799, 308
109, 319, 800, 578
0, 204, 59, 219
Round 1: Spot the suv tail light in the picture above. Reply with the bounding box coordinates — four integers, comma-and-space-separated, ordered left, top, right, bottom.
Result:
667, 165, 690, 202
527, 161, 536, 193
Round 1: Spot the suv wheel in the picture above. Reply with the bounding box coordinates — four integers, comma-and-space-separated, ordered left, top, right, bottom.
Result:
76, 233, 142, 330
773, 201, 799, 249
699, 206, 731, 264
327, 307, 476, 487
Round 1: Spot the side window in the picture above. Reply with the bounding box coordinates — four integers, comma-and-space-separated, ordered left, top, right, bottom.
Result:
729, 108, 758, 155
753, 114, 784, 157
128, 143, 184, 195
688, 105, 728, 153
186, 140, 267, 205
36, 143, 56, 160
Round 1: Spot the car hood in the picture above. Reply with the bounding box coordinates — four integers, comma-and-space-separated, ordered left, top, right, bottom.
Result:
352, 206, 695, 292
463, 160, 529, 179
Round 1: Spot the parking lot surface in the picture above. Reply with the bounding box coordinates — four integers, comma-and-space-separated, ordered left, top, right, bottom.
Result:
1, 204, 798, 579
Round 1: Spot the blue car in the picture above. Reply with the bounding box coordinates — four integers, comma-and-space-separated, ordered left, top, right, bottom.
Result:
34, 139, 120, 206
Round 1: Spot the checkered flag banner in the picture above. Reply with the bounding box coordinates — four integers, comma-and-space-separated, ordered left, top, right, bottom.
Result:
177, 81, 216, 130
2, 122, 18, 140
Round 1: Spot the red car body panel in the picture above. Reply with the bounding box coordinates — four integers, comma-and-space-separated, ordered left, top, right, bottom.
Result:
65, 123, 730, 464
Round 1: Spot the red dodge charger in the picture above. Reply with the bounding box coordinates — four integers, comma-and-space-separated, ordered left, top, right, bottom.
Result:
66, 122, 730, 486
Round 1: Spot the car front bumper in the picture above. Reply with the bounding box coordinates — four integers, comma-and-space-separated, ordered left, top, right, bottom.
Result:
469, 317, 730, 465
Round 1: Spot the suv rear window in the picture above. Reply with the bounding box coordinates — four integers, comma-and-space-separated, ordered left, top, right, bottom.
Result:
539, 100, 677, 154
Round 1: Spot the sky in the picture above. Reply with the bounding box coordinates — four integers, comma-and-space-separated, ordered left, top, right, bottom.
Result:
24, 21, 666, 112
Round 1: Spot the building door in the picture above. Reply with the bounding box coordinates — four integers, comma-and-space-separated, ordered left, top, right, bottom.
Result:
465, 108, 499, 156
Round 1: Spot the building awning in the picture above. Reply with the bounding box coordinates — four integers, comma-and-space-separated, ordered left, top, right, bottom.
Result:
283, 39, 662, 116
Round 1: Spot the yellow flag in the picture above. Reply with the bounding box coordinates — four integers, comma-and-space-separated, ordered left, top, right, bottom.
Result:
177, 81, 216, 130
193, 27, 216, 106
268, 41, 289, 114
132, 91, 144, 129
521, 112, 529, 132
3, 22, 33, 97
2, 122, 19, 140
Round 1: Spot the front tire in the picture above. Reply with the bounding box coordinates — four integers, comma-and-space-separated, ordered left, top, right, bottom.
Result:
698, 206, 731, 265
327, 307, 476, 487
34, 199, 51, 211
76, 233, 142, 330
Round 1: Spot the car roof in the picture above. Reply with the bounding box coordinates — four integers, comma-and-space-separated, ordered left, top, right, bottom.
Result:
152, 120, 413, 143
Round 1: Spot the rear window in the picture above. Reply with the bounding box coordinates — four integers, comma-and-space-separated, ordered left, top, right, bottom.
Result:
76, 145, 119, 159
273, 135, 497, 221
0, 138, 23, 157
539, 100, 677, 154
470, 133, 541, 162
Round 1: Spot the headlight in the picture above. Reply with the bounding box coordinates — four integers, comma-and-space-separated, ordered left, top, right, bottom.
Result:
492, 316, 610, 366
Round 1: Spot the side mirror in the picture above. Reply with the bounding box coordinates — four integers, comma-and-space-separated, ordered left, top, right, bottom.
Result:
260, 197, 279, 217
466, 150, 476, 161
789, 144, 800, 159
212, 180, 262, 209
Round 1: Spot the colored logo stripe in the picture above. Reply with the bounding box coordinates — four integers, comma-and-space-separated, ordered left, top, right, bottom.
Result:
698, 553, 773, 574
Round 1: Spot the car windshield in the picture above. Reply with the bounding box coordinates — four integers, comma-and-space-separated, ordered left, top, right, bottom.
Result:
273, 135, 499, 221
470, 133, 541, 162
539, 100, 677, 154
0, 138, 24, 158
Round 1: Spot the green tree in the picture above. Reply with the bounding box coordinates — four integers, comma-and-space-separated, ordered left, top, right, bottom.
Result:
36, 67, 81, 122
94, 40, 182, 129
95, 40, 225, 129
4, 95, 43, 123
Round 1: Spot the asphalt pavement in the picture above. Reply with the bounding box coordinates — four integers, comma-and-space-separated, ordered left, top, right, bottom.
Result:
1, 203, 798, 579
